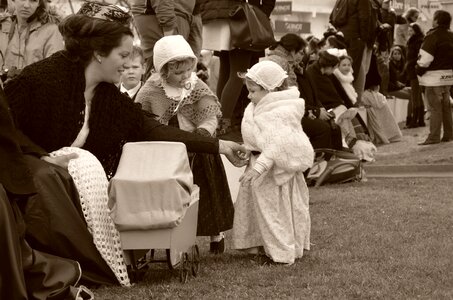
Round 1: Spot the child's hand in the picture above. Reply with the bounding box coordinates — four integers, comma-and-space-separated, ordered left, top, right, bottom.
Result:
239, 169, 261, 186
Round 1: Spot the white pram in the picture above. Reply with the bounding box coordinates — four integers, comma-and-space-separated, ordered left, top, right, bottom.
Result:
108, 142, 200, 283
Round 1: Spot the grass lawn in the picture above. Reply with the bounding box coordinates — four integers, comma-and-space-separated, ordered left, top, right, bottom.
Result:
94, 178, 453, 299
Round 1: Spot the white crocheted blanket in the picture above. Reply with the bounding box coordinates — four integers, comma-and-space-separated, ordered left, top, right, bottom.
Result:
50, 147, 130, 287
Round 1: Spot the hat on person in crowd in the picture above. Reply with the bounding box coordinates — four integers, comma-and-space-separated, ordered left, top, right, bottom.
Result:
153, 35, 197, 74
326, 48, 348, 58
77, 1, 131, 25
244, 60, 288, 91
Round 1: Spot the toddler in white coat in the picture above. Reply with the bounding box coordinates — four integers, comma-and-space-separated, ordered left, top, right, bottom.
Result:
232, 61, 314, 265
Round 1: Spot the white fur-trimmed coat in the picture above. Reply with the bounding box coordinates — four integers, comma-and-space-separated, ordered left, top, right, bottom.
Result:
232, 87, 313, 264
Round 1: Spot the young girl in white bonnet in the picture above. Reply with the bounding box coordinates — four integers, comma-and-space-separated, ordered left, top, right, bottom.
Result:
232, 60, 314, 265
135, 35, 234, 253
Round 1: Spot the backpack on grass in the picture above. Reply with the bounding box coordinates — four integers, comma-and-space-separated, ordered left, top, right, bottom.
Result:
306, 148, 363, 187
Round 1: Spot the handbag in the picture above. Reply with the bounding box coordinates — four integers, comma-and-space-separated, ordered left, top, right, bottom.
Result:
229, 0, 276, 51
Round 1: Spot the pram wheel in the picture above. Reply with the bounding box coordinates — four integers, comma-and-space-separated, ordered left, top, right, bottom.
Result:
179, 253, 190, 283
191, 245, 200, 276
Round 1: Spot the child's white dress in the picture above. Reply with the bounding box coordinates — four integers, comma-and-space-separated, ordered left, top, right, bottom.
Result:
232, 88, 314, 264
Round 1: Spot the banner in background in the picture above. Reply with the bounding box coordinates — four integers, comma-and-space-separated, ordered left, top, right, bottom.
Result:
273, 1, 292, 15
274, 20, 311, 34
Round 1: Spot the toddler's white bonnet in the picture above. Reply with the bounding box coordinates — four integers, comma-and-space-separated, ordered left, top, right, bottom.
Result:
153, 35, 197, 73
245, 60, 288, 91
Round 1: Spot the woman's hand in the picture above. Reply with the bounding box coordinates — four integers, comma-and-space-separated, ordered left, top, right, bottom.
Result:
41, 153, 79, 170
218, 140, 249, 167
307, 110, 316, 120
319, 107, 332, 121
239, 169, 260, 186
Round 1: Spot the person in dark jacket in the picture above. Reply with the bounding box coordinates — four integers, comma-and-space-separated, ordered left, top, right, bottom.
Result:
266, 33, 307, 87
387, 45, 411, 128
405, 23, 425, 128
330, 0, 381, 101
417, 10, 453, 145
0, 86, 84, 300
301, 50, 343, 150
130, 0, 202, 79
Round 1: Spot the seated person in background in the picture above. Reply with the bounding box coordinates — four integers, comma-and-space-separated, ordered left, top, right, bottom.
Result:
299, 49, 343, 150
301, 36, 321, 70
305, 50, 375, 160
388, 46, 411, 99
266, 33, 307, 87
333, 55, 358, 105
361, 65, 403, 145
330, 53, 370, 134
119, 46, 145, 101
388, 45, 412, 127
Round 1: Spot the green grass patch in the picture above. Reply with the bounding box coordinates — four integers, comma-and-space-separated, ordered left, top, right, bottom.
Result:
94, 178, 453, 299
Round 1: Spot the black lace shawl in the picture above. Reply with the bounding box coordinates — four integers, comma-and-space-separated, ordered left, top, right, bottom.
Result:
5, 51, 218, 176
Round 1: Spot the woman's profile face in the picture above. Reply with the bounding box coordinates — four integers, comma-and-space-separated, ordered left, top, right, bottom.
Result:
98, 35, 133, 84
13, 0, 40, 21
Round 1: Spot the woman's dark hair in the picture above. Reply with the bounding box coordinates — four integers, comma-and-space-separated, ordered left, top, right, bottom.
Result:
403, 7, 419, 22
58, 15, 133, 66
339, 55, 353, 65
317, 50, 339, 68
326, 35, 347, 49
270, 33, 307, 53
409, 22, 424, 37
434, 10, 452, 29
307, 36, 321, 53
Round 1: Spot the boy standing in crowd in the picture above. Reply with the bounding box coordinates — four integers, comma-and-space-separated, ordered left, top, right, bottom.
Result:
120, 46, 146, 101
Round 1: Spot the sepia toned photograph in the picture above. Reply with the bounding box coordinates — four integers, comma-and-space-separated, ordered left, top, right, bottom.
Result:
1, 0, 452, 299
